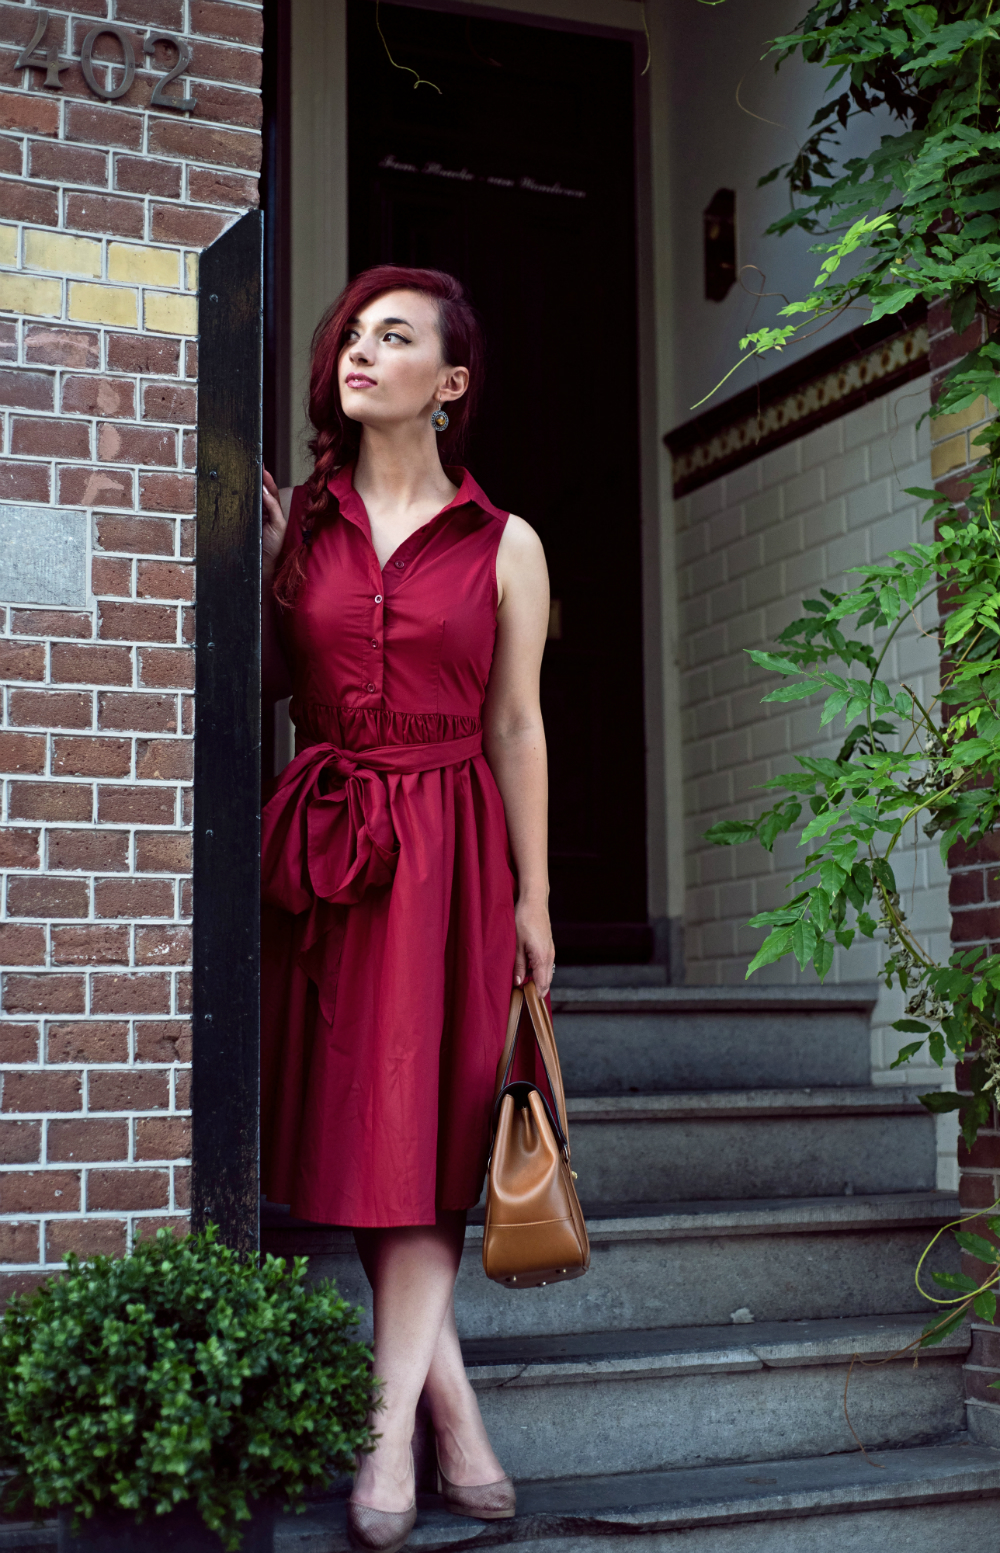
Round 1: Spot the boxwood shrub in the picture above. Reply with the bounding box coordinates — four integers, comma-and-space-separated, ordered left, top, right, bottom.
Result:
0, 1226, 375, 1549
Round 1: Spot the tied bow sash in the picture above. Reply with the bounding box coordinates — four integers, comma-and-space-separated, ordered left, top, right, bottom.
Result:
261, 732, 483, 1016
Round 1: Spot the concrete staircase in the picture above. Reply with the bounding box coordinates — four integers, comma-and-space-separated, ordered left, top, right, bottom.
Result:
261, 978, 1000, 1551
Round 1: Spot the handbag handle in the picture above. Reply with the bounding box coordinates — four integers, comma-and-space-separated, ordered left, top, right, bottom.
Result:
492, 983, 572, 1158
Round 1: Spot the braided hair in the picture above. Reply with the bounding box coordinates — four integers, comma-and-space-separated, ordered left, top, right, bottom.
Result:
272, 266, 484, 607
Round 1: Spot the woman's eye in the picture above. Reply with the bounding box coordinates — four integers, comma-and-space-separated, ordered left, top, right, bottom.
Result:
384, 331, 409, 344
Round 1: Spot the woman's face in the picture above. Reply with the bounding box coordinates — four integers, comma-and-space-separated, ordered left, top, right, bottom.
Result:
339, 289, 469, 433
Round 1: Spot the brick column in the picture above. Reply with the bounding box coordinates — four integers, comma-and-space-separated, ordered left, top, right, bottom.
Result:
0, 4, 262, 1296
927, 299, 1000, 1444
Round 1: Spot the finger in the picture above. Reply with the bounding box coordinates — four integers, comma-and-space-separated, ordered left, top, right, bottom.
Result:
263, 467, 279, 498
262, 486, 285, 527
513, 939, 527, 987
535, 952, 555, 997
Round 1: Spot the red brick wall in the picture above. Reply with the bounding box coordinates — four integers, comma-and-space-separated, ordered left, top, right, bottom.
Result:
0, 1, 262, 1296
927, 298, 1000, 1442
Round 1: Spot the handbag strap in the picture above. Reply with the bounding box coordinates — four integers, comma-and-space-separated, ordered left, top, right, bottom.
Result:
492, 983, 572, 1159
523, 981, 570, 1147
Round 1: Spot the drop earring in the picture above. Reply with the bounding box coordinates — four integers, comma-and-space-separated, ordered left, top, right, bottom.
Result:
431, 401, 449, 432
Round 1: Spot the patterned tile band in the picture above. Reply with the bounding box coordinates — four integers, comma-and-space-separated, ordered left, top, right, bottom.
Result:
666, 321, 929, 498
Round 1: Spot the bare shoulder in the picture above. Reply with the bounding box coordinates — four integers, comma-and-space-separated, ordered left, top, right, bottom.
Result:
496, 514, 548, 610
498, 513, 546, 569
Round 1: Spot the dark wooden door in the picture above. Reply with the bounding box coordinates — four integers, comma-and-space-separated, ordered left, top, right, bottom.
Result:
348, 1, 649, 961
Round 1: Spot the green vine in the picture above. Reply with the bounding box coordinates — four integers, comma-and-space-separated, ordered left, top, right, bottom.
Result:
704, 2, 1000, 1350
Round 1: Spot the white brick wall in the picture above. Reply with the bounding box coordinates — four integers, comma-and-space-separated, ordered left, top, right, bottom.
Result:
676, 383, 957, 1184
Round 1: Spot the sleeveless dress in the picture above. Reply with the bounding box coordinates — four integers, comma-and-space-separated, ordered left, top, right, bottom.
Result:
260, 464, 518, 1227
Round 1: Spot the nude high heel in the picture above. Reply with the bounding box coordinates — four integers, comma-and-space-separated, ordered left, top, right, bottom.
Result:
435, 1445, 516, 1521
347, 1447, 417, 1553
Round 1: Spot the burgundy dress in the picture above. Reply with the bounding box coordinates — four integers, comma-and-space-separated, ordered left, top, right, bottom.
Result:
260, 464, 518, 1227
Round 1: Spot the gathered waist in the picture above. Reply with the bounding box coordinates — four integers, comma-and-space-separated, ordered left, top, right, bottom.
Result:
291, 699, 482, 755
293, 730, 482, 774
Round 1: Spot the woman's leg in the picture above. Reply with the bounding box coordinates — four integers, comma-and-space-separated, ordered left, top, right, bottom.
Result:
422, 1300, 506, 1486
352, 1211, 466, 1512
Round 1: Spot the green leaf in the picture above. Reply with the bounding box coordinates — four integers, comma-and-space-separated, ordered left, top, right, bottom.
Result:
746, 926, 794, 977
762, 680, 825, 703
891, 1040, 926, 1068
820, 860, 848, 896
705, 820, 758, 846
791, 919, 818, 969
920, 1309, 969, 1347
813, 936, 835, 980
918, 1090, 965, 1113
931, 1270, 980, 1293
893, 1019, 933, 1033
954, 1231, 1000, 1264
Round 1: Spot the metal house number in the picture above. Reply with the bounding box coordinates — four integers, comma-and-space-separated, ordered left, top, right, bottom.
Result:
15, 11, 197, 112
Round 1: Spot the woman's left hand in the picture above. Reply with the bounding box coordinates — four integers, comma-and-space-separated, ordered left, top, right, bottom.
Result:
514, 898, 555, 998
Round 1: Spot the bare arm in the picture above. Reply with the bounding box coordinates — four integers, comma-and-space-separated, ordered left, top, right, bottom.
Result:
262, 470, 293, 703
482, 515, 555, 997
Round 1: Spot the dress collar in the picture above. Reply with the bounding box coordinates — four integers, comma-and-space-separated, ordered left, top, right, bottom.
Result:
326, 463, 507, 525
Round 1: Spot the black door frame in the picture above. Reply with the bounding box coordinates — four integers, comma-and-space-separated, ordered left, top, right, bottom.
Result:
191, 211, 265, 1256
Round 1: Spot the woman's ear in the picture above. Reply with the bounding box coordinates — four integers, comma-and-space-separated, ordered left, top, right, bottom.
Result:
437, 365, 469, 404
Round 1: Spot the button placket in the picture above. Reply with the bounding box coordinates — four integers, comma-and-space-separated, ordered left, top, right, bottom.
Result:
364, 590, 384, 697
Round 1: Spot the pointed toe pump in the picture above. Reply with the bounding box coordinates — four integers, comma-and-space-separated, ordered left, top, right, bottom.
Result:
435, 1449, 516, 1521
346, 1500, 418, 1553
347, 1449, 417, 1553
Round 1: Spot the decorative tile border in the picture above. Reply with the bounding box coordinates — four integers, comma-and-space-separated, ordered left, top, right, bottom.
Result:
664, 307, 929, 497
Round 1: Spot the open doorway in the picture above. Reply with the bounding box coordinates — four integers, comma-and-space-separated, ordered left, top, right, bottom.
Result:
265, 0, 650, 963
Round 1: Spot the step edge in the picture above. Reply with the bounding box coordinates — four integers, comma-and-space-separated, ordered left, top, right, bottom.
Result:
551, 983, 880, 1014
260, 1191, 962, 1254
274, 1448, 1000, 1548
463, 1315, 970, 1388
564, 1087, 930, 1120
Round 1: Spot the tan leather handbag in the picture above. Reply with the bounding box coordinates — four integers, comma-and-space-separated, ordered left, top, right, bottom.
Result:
482, 981, 590, 1288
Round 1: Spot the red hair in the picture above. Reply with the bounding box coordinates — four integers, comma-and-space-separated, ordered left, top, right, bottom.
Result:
273, 266, 484, 607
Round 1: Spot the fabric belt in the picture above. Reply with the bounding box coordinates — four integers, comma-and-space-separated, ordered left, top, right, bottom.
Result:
261, 731, 483, 937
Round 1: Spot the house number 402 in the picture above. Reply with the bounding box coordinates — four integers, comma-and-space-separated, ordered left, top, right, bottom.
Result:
16, 12, 198, 113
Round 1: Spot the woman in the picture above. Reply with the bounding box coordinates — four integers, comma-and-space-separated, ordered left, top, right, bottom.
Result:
259, 265, 554, 1552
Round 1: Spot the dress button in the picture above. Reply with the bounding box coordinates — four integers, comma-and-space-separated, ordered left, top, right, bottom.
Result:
371, 639, 379, 648
374, 594, 383, 604
394, 560, 405, 569
366, 682, 376, 693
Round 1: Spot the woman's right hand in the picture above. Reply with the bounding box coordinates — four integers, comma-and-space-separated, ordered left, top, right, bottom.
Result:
263, 468, 288, 576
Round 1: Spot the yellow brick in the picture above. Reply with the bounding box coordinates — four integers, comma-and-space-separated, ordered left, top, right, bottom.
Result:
0, 225, 16, 267
0, 273, 61, 318
68, 282, 138, 328
185, 252, 198, 291
24, 229, 101, 279
930, 397, 987, 439
108, 242, 180, 288
930, 432, 969, 479
144, 290, 197, 335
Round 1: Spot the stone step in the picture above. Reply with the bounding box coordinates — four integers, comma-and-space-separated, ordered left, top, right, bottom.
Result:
462, 1314, 970, 1479
563, 1088, 935, 1204
272, 1441, 1000, 1552
263, 1190, 960, 1341
552, 965, 668, 987
7, 1442, 1000, 1553
551, 985, 878, 1094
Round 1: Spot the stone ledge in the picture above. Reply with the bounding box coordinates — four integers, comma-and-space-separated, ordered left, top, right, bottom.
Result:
260, 1190, 961, 1256
460, 1313, 969, 1389
550, 984, 880, 1015
565, 1088, 929, 1122
272, 1440, 1000, 1549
